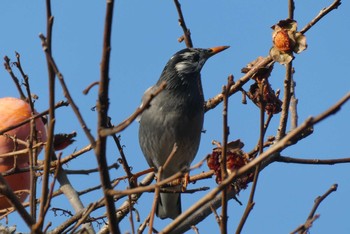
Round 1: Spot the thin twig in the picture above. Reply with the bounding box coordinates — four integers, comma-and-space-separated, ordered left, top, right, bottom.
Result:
210, 205, 221, 225
108, 120, 134, 187
99, 81, 167, 136
83, 81, 100, 95
41, 144, 93, 170
49, 208, 90, 234
277, 62, 293, 140
236, 201, 255, 234
128, 193, 136, 234
290, 77, 298, 130
95, 0, 120, 233
148, 168, 162, 234
248, 138, 274, 159
288, 0, 295, 19
15, 51, 41, 223
277, 155, 350, 165
237, 78, 267, 233
3, 55, 26, 99
290, 184, 338, 234
63, 162, 119, 175
312, 92, 349, 124
36, 154, 62, 230
173, 0, 193, 48
162, 144, 178, 172
220, 75, 233, 234
300, 0, 342, 34
107, 119, 135, 232
137, 214, 150, 234
36, 0, 56, 230
70, 203, 97, 234
307, 184, 337, 220
28, 115, 39, 224
14, 52, 33, 103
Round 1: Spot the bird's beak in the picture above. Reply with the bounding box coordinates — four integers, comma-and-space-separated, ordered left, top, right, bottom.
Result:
208, 46, 230, 57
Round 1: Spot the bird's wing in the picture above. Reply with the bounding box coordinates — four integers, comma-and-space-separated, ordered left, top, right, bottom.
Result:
136, 85, 156, 122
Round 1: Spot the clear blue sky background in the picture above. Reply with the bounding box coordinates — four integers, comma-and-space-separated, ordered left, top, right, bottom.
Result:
0, 1, 349, 233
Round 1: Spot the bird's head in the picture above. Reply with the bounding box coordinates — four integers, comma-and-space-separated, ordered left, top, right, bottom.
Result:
158, 46, 229, 88
172, 46, 229, 74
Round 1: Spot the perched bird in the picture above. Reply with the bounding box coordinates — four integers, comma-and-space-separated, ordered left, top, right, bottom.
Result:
138, 46, 229, 219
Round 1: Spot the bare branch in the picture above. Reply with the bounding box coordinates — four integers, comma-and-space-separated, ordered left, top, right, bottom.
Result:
300, 0, 342, 34
173, 0, 193, 48
36, 0, 56, 230
276, 62, 293, 140
95, 0, 119, 233
277, 155, 350, 165
290, 77, 298, 130
290, 184, 338, 234
220, 75, 234, 234
3, 55, 26, 100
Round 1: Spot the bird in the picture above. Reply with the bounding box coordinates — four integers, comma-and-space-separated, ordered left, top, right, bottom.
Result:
138, 46, 229, 219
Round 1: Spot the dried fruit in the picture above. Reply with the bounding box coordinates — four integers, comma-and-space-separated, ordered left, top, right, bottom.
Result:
270, 19, 307, 64
249, 81, 282, 114
207, 140, 253, 191
242, 60, 282, 114
273, 30, 291, 52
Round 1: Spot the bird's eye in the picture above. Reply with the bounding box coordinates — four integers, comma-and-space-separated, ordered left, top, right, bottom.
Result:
192, 53, 199, 61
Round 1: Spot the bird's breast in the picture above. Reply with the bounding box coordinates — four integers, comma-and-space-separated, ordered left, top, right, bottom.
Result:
139, 90, 204, 174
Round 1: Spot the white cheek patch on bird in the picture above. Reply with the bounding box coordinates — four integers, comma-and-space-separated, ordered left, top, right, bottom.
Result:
175, 61, 198, 74
175, 59, 206, 75
175, 51, 201, 74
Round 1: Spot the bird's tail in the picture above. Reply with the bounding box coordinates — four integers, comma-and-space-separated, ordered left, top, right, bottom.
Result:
157, 187, 181, 220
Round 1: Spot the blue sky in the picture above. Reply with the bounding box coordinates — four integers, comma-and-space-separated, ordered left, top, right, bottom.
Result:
0, 1, 349, 233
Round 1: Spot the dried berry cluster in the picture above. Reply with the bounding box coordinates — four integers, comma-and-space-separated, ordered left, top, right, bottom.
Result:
242, 58, 282, 114
249, 78, 282, 115
207, 140, 253, 191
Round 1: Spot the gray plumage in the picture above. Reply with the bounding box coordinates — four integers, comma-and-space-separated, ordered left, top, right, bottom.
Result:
138, 46, 229, 219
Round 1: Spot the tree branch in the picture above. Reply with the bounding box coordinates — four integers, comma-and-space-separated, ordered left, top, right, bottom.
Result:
94, 0, 120, 233
290, 184, 338, 234
173, 0, 193, 48
300, 0, 341, 34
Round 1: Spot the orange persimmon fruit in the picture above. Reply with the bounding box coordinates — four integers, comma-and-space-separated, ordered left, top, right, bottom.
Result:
0, 97, 46, 210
